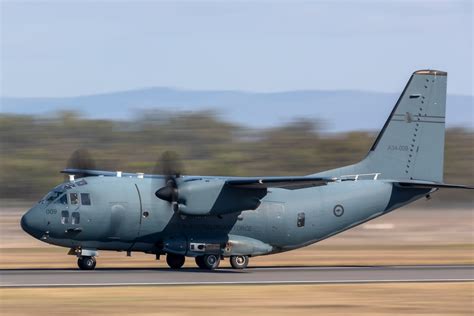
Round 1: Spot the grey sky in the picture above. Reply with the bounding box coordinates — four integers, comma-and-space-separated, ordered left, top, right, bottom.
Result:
1, 0, 472, 97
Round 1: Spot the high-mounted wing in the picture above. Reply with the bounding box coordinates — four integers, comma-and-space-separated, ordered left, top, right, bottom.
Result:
61, 168, 162, 178
226, 176, 336, 190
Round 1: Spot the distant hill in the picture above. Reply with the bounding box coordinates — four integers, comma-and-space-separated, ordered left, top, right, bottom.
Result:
1, 88, 472, 132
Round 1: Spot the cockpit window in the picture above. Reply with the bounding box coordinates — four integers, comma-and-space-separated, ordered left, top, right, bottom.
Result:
59, 194, 68, 205
70, 193, 79, 205
40, 190, 64, 204
81, 193, 91, 206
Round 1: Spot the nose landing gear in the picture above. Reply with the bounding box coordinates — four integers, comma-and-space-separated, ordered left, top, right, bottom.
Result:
77, 256, 96, 270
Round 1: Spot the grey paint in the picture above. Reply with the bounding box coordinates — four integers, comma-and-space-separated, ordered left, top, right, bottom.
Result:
20, 70, 468, 263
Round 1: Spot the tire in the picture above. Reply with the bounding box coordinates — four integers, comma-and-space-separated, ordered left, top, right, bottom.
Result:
166, 253, 185, 269
230, 255, 249, 269
202, 254, 220, 270
78, 256, 96, 270
195, 256, 206, 269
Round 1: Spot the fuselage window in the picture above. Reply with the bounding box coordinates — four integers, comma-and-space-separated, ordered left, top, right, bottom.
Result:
61, 211, 69, 224
81, 193, 91, 206
59, 194, 68, 205
70, 193, 79, 205
71, 212, 80, 225
297, 212, 305, 227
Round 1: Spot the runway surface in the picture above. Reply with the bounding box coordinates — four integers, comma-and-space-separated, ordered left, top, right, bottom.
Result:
1, 265, 472, 287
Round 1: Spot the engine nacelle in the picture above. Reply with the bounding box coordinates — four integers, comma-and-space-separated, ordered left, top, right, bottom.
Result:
177, 179, 266, 216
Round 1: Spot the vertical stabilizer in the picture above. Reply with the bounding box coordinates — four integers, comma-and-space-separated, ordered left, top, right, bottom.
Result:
363, 70, 447, 182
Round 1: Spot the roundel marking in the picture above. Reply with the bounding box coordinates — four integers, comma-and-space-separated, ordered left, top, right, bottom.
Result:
333, 204, 344, 217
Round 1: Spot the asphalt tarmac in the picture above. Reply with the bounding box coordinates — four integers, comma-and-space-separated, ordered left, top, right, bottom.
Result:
1, 265, 472, 287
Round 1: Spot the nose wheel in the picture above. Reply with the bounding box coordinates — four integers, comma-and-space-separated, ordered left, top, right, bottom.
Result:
77, 256, 96, 270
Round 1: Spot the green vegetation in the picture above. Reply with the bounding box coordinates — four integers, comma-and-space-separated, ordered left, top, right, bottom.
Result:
0, 111, 472, 203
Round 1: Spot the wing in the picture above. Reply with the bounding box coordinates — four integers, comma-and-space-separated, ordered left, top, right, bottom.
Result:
61, 168, 163, 178
226, 176, 336, 190
62, 168, 336, 189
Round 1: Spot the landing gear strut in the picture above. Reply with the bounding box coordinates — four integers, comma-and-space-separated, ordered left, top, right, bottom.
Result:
166, 253, 185, 269
77, 256, 96, 270
230, 255, 249, 269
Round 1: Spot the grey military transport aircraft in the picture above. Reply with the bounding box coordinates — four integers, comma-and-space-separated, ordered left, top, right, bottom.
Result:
21, 70, 472, 270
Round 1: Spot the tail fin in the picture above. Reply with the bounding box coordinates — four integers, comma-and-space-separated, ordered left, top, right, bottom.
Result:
363, 69, 447, 182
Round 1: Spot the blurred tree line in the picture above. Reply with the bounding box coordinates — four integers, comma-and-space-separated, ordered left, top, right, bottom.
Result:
0, 111, 472, 204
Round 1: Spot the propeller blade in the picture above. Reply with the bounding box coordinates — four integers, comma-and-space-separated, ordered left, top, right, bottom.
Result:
160, 150, 183, 179
65, 149, 96, 179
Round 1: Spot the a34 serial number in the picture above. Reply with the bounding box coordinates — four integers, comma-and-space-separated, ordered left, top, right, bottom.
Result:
387, 145, 409, 151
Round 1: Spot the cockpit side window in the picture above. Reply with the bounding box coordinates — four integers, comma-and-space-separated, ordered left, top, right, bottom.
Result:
70, 193, 79, 205
81, 193, 91, 206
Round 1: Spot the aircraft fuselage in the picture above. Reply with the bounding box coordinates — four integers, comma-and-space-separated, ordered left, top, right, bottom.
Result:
22, 176, 429, 258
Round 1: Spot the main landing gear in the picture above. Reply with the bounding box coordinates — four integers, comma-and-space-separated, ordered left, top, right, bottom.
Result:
230, 255, 249, 269
195, 254, 221, 270
166, 253, 186, 269
166, 253, 250, 270
77, 256, 96, 270
194, 255, 249, 270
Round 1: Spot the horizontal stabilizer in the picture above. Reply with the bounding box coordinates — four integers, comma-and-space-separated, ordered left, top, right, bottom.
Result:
226, 176, 336, 190
394, 180, 473, 190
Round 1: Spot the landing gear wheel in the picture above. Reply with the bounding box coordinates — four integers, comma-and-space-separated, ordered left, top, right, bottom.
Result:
202, 254, 220, 270
166, 253, 185, 269
195, 256, 206, 269
77, 256, 96, 270
230, 255, 249, 269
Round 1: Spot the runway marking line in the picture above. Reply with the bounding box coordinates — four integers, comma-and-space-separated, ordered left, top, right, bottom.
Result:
1, 278, 473, 288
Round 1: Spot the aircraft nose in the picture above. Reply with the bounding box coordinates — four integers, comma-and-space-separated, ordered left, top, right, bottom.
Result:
21, 207, 44, 239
